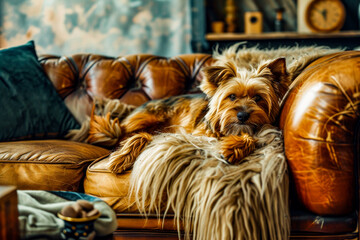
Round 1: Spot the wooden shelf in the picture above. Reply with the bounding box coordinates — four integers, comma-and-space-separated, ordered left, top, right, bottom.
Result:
206, 31, 360, 41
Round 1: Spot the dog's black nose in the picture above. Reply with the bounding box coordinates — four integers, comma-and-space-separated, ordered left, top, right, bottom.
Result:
237, 111, 249, 123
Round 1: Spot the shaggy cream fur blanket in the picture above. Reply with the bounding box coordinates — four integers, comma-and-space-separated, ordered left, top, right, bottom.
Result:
130, 127, 289, 240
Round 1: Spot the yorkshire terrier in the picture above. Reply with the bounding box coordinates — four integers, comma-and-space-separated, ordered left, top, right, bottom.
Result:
100, 56, 291, 173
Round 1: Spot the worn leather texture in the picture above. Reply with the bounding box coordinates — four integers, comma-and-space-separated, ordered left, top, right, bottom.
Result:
84, 156, 140, 213
0, 140, 109, 191
280, 51, 360, 215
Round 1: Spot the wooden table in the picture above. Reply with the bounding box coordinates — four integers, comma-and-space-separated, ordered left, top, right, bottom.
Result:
0, 185, 19, 240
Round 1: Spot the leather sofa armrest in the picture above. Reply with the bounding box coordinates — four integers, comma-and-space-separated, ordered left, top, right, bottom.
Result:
279, 51, 360, 215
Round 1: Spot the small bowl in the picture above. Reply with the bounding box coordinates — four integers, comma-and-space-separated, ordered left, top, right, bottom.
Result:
57, 212, 101, 240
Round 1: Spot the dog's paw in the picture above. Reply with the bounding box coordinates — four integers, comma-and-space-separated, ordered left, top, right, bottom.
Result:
220, 134, 256, 164
107, 132, 153, 173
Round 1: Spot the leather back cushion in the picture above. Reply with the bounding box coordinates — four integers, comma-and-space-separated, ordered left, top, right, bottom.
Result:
39, 54, 214, 123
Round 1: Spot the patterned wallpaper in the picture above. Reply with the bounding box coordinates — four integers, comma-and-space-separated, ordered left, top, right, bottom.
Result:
0, 0, 192, 57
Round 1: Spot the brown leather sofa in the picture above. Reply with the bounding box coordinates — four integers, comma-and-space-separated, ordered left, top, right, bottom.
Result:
0, 51, 359, 239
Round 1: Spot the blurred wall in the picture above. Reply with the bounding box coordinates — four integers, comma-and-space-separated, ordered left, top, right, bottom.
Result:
0, 0, 192, 57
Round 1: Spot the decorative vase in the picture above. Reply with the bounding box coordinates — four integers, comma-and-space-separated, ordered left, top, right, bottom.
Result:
58, 212, 101, 240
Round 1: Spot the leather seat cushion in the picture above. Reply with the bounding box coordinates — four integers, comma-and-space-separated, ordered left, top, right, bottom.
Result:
0, 140, 109, 191
84, 156, 140, 213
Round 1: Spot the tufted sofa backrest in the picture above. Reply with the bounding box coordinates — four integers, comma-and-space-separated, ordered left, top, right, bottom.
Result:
39, 54, 214, 123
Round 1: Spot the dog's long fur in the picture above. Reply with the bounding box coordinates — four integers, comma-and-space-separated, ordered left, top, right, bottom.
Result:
66, 98, 135, 145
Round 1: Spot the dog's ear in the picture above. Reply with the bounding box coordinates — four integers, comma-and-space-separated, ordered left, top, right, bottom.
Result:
267, 57, 287, 76
200, 62, 237, 96
261, 57, 291, 98
261, 57, 288, 80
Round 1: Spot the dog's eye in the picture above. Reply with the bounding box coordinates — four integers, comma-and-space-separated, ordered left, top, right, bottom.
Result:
254, 95, 262, 102
228, 94, 237, 101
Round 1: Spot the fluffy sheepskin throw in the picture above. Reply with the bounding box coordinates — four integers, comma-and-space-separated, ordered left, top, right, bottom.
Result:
130, 127, 289, 240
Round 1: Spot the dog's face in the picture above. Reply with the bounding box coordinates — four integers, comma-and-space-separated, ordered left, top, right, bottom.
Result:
200, 58, 290, 136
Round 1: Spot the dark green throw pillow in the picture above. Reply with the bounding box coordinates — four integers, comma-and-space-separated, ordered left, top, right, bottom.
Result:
0, 41, 79, 141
